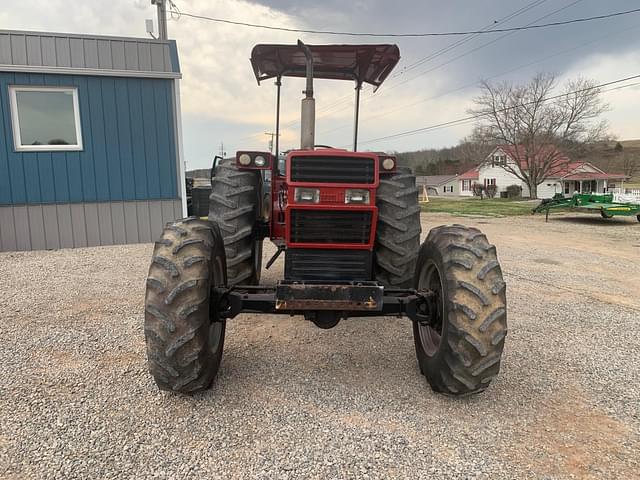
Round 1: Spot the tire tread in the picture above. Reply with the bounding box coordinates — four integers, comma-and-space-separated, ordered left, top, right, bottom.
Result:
375, 170, 422, 288
414, 225, 507, 395
144, 217, 226, 393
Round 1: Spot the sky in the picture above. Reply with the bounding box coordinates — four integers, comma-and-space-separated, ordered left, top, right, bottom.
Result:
2, 0, 639, 169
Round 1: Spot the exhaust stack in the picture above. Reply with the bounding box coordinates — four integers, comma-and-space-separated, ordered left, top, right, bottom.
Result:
298, 40, 315, 150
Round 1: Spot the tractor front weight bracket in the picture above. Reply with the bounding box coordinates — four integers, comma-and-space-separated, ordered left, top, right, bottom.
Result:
212, 282, 437, 325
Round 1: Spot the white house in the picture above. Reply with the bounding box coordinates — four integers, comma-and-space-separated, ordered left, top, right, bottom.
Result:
456, 145, 628, 199
416, 175, 459, 196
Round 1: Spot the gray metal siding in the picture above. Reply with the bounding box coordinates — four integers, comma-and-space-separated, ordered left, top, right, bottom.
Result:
42, 204, 60, 249
56, 205, 74, 249
0, 208, 16, 250
84, 204, 100, 247
123, 203, 139, 244
55, 37, 71, 67
27, 206, 46, 250
70, 204, 87, 248
41, 36, 56, 66
0, 35, 11, 64
26, 35, 42, 66
0, 30, 180, 77
9, 35, 27, 65
0, 200, 181, 251
135, 203, 152, 243
13, 206, 30, 250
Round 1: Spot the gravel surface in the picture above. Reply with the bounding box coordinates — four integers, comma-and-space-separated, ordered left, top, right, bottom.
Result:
0, 212, 639, 479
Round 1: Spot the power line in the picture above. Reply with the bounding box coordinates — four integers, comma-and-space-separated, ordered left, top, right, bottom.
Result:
169, 7, 640, 37
230, 79, 640, 153
317, 20, 640, 139
376, 0, 585, 97
393, 0, 549, 77
228, 84, 373, 145
212, 3, 635, 148
304, 0, 587, 124
356, 74, 640, 146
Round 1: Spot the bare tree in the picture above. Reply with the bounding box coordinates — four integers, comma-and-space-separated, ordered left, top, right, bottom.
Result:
469, 73, 608, 198
622, 154, 639, 179
457, 135, 496, 165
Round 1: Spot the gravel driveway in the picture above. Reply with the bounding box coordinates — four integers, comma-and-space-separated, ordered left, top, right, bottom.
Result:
1, 212, 639, 479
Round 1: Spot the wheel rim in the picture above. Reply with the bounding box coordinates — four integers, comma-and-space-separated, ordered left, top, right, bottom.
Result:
417, 259, 444, 357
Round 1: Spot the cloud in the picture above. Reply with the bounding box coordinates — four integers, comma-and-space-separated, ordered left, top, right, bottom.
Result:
2, 0, 639, 166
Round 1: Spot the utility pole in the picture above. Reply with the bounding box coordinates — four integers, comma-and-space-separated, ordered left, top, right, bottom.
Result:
151, 0, 168, 40
219, 142, 226, 157
264, 132, 280, 153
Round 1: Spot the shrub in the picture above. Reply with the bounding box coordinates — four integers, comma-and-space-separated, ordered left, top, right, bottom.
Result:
472, 183, 485, 199
485, 184, 498, 198
506, 184, 522, 199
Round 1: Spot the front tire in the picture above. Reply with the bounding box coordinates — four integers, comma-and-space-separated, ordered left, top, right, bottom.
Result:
209, 158, 262, 285
144, 217, 227, 393
374, 169, 422, 288
413, 224, 507, 395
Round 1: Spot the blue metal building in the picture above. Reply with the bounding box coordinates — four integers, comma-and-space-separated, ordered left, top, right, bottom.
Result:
0, 29, 186, 251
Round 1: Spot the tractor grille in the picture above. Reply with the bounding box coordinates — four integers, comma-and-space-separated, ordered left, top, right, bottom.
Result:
285, 249, 372, 281
290, 156, 375, 184
290, 210, 372, 244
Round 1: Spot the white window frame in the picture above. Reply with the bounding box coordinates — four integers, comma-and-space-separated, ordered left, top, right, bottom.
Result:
9, 85, 83, 152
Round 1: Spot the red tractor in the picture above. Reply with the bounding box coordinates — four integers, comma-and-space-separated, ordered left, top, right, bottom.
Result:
144, 42, 507, 396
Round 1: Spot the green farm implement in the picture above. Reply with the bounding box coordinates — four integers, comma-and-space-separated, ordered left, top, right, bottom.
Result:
533, 193, 640, 222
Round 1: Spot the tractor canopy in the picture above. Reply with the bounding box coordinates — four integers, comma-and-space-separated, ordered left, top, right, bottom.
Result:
250, 43, 400, 90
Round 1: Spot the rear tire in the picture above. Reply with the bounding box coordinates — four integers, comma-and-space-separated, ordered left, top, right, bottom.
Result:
209, 158, 262, 285
413, 224, 507, 395
144, 217, 227, 393
601, 210, 613, 219
374, 169, 422, 287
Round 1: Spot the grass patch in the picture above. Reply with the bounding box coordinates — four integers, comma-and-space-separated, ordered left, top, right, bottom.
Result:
421, 197, 535, 217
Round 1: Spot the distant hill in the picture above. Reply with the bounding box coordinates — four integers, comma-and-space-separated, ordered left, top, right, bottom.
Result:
187, 141, 640, 184
572, 140, 640, 183
396, 139, 640, 183
396, 141, 492, 176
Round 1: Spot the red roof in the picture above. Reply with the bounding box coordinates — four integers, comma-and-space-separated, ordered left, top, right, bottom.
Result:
491, 145, 628, 180
458, 167, 479, 180
494, 145, 572, 173
562, 172, 627, 180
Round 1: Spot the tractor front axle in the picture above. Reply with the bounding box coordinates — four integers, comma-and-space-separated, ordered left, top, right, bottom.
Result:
213, 282, 436, 324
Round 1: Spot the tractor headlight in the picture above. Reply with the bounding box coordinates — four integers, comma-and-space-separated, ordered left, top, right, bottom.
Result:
254, 155, 266, 167
345, 189, 370, 204
382, 157, 395, 170
238, 153, 252, 166
294, 188, 320, 203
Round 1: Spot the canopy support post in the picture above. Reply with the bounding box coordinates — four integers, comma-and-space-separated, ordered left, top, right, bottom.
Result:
353, 82, 362, 152
275, 76, 282, 158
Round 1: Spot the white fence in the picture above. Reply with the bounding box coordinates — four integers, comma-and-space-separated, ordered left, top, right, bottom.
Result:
610, 188, 640, 204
